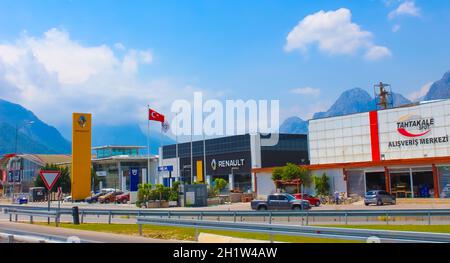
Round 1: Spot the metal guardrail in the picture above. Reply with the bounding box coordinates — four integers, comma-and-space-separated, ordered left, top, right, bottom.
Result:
136, 217, 450, 243
2, 205, 450, 225
0, 232, 60, 243
4, 208, 60, 226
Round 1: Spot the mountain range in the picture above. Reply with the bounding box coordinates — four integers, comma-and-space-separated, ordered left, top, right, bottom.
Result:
280, 71, 450, 134
0, 99, 173, 156
0, 99, 71, 155
1, 71, 448, 154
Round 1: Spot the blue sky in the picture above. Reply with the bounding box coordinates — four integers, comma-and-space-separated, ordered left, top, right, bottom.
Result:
0, 0, 449, 135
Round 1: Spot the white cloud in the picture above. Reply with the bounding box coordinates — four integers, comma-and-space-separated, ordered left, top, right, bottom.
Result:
22, 28, 120, 84
408, 81, 432, 101
291, 87, 320, 96
388, 1, 421, 19
364, 46, 392, 60
285, 8, 391, 61
392, 24, 401, 32
0, 28, 212, 131
114, 42, 126, 50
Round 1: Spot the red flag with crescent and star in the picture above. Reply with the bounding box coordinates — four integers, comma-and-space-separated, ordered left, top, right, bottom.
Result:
149, 109, 165, 123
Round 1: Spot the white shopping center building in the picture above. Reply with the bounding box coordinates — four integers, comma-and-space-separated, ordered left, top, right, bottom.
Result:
254, 99, 450, 199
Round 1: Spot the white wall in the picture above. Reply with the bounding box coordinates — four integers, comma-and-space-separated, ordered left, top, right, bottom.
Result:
311, 169, 346, 193
256, 172, 276, 198
378, 100, 450, 160
309, 112, 372, 165
309, 99, 450, 164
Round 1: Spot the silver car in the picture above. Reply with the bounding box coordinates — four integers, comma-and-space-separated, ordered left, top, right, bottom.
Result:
364, 190, 396, 206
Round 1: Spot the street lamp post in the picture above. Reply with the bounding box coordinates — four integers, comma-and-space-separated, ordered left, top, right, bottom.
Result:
11, 120, 34, 203
182, 165, 192, 207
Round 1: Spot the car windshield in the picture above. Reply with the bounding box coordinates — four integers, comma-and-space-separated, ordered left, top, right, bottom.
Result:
366, 191, 377, 196
285, 194, 296, 201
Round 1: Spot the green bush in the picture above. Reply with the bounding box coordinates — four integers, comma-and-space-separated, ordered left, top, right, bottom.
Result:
213, 178, 228, 196
313, 173, 330, 196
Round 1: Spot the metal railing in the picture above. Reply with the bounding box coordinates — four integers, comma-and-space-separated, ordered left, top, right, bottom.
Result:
0, 232, 60, 243
2, 204, 450, 225
4, 208, 60, 226
136, 217, 450, 243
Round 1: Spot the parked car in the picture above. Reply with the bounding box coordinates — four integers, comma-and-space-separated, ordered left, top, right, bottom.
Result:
115, 192, 130, 204
29, 187, 46, 202
364, 190, 396, 206
85, 192, 107, 203
63, 196, 72, 202
251, 193, 311, 211
99, 191, 123, 204
15, 194, 29, 205
292, 193, 321, 206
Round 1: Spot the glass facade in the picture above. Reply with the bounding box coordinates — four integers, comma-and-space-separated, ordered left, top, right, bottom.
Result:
95, 147, 140, 159
439, 166, 450, 198
92, 161, 150, 191
163, 134, 251, 159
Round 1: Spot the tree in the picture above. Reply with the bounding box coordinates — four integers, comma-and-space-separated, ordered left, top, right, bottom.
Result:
34, 164, 71, 193
213, 178, 228, 195
282, 163, 311, 186
271, 167, 283, 191
271, 163, 312, 193
137, 183, 152, 207
314, 173, 330, 196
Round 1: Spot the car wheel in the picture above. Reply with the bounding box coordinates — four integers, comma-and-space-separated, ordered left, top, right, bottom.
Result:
105, 199, 110, 204
364, 202, 369, 206
315, 201, 321, 207
257, 206, 267, 211
376, 199, 383, 206
293, 206, 301, 211
391, 199, 396, 205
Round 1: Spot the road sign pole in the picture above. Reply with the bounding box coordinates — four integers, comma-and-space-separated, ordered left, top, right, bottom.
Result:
47, 190, 50, 224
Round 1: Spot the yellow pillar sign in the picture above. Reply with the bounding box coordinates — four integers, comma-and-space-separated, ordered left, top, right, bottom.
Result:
196, 160, 203, 183
71, 113, 92, 200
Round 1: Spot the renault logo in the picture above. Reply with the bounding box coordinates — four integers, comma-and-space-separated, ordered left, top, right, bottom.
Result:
78, 115, 87, 128
211, 159, 217, 171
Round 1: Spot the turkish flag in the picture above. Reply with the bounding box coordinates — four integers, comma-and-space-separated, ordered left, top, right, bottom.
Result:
149, 109, 165, 123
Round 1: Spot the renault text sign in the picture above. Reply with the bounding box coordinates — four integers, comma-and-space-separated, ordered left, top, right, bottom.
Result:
71, 113, 92, 200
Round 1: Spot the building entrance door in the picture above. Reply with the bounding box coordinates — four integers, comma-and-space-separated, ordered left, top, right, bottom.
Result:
365, 172, 386, 192
390, 169, 412, 198
411, 168, 433, 198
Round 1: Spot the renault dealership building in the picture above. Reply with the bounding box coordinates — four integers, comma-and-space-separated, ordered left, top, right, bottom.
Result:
160, 133, 309, 192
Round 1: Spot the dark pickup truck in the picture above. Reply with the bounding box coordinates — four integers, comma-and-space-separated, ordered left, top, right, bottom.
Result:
251, 193, 311, 211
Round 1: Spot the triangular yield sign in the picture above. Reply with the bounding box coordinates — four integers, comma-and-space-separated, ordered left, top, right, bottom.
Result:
39, 170, 61, 191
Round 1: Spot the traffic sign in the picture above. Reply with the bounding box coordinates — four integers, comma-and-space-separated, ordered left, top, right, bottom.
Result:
39, 170, 61, 191
158, 165, 174, 172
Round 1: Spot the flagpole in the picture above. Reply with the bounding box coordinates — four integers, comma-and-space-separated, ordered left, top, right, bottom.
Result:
175, 113, 179, 184
202, 114, 206, 184
159, 122, 163, 185
190, 113, 193, 184
147, 105, 151, 185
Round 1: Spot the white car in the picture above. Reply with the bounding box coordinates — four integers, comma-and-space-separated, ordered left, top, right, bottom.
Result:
63, 196, 72, 202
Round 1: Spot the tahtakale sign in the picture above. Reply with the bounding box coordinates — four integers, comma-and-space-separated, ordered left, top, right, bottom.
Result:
388, 114, 449, 148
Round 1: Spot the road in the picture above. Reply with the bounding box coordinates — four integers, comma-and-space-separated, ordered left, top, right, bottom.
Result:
2, 200, 450, 211
2, 198, 450, 211
0, 221, 182, 243
2, 200, 450, 226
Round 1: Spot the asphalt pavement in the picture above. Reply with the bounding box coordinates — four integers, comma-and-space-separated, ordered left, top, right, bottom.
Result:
0, 221, 182, 243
